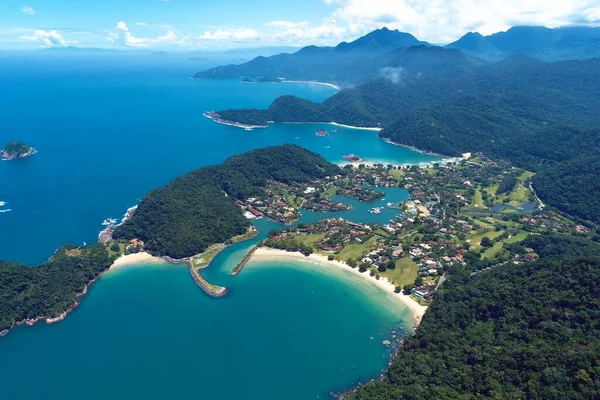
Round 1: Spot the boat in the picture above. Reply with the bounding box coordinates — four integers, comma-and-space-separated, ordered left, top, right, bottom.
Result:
315, 129, 329, 137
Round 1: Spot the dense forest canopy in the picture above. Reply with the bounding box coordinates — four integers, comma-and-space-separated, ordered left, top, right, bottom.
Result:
114, 145, 339, 258
0, 245, 113, 331
348, 234, 600, 399
533, 156, 600, 224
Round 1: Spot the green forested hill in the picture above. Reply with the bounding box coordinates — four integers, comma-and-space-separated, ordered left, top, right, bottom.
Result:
114, 145, 339, 258
533, 156, 600, 223
348, 235, 600, 399
0, 245, 113, 331
216, 57, 600, 223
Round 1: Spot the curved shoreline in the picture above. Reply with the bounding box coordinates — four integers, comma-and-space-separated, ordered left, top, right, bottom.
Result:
108, 252, 227, 297
246, 247, 428, 325
279, 79, 342, 90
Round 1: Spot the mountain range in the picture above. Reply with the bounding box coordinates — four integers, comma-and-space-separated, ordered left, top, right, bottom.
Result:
204, 26, 600, 225
194, 26, 600, 85
447, 26, 600, 61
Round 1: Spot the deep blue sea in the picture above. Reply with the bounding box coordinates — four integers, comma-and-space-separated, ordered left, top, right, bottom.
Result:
0, 53, 438, 399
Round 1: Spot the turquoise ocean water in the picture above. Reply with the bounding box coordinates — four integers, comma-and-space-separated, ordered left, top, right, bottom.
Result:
0, 54, 438, 399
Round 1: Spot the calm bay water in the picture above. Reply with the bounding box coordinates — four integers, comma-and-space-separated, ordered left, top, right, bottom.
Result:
0, 54, 436, 399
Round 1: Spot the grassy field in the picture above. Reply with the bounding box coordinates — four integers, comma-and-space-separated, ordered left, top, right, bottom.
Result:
320, 186, 337, 198
294, 233, 327, 248
467, 230, 505, 250
191, 244, 225, 268
381, 257, 419, 287
389, 169, 406, 180
105, 242, 126, 258
481, 231, 529, 259
519, 171, 535, 181
337, 236, 378, 261
471, 188, 485, 208
504, 231, 530, 244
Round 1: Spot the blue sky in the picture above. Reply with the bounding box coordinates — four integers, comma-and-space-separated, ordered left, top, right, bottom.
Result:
1, 0, 599, 50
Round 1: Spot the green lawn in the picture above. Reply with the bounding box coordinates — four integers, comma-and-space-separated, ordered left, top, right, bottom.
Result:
519, 171, 535, 181
471, 188, 485, 208
389, 169, 406, 180
320, 186, 337, 198
294, 233, 327, 248
468, 230, 504, 250
481, 231, 529, 259
381, 257, 419, 287
504, 231, 530, 244
337, 236, 378, 261
481, 241, 505, 259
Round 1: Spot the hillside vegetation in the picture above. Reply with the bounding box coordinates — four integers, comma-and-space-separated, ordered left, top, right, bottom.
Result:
215, 56, 600, 224
0, 245, 113, 331
114, 145, 339, 258
348, 234, 600, 399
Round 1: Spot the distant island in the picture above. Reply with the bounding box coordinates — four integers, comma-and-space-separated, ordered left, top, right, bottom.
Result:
1, 141, 36, 161
257, 76, 283, 83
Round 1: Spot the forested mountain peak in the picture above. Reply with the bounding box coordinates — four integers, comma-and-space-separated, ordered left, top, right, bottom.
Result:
335, 27, 424, 53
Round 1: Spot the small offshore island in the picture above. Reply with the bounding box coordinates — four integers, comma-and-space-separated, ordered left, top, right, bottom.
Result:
1, 141, 36, 161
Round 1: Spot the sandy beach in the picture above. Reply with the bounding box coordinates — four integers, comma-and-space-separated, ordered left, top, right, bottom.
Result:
109, 252, 165, 271
280, 80, 342, 90
248, 247, 428, 324
329, 122, 382, 131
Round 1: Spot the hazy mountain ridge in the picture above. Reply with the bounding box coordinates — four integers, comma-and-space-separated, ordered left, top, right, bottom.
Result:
447, 26, 600, 61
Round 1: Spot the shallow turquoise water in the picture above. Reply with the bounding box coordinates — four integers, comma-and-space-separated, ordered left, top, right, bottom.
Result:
0, 54, 433, 399
0, 54, 439, 265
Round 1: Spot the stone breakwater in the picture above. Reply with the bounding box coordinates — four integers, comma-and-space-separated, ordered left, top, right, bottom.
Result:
230, 246, 258, 276
161, 256, 228, 298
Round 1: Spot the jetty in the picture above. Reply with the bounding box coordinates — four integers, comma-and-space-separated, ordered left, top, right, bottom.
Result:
231, 246, 258, 276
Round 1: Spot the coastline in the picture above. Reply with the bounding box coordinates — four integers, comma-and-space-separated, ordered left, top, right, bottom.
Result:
247, 247, 428, 325
107, 252, 165, 271
279, 79, 342, 90
203, 111, 268, 130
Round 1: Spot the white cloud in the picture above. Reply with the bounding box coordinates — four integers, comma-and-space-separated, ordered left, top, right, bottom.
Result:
268, 17, 348, 44
324, 0, 600, 43
21, 6, 36, 15
109, 21, 186, 47
199, 28, 259, 41
21, 29, 74, 47
379, 67, 406, 84
266, 20, 309, 29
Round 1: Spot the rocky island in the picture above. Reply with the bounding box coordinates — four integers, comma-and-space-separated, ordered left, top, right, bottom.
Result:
1, 141, 36, 161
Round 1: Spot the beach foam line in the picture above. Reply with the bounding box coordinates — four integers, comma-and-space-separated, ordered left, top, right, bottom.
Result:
247, 247, 428, 324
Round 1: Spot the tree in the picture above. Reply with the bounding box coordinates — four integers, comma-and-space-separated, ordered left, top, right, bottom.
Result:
480, 236, 493, 248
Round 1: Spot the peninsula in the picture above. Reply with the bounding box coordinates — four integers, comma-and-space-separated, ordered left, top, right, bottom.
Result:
1, 141, 36, 161
0, 145, 340, 335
